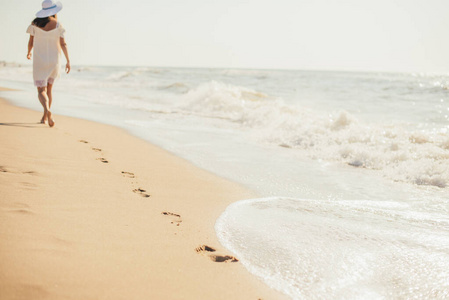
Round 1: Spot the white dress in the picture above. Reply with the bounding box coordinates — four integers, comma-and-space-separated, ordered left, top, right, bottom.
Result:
26, 23, 65, 87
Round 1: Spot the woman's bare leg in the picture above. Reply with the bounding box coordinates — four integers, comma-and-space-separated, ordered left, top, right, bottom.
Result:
38, 86, 48, 123
47, 82, 53, 109
40, 82, 53, 123
37, 86, 54, 127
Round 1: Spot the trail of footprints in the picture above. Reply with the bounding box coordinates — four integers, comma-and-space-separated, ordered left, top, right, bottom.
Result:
79, 139, 238, 263
79, 140, 151, 198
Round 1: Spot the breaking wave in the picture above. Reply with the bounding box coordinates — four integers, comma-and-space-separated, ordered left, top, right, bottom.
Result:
177, 81, 449, 188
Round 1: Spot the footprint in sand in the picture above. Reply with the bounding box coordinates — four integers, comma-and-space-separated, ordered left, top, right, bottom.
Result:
8, 202, 34, 215
9, 209, 34, 215
195, 245, 239, 263
209, 255, 239, 263
133, 188, 150, 198
162, 211, 182, 226
195, 245, 216, 253
0, 166, 38, 175
122, 171, 135, 178
8, 203, 34, 215
23, 171, 38, 175
92, 147, 102, 152
96, 158, 109, 163
79, 140, 89, 144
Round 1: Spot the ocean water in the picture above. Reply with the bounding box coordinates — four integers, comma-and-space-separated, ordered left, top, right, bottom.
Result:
1, 63, 448, 299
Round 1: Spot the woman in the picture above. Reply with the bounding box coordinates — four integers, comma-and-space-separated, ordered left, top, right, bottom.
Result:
26, 0, 70, 127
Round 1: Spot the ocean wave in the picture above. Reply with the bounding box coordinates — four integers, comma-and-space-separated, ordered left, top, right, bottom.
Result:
158, 82, 190, 94
105, 67, 166, 81
220, 69, 271, 79
178, 81, 272, 122
106, 71, 134, 81
177, 81, 449, 188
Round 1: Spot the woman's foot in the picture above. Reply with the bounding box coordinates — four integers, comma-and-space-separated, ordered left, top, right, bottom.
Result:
47, 111, 55, 127
40, 115, 47, 124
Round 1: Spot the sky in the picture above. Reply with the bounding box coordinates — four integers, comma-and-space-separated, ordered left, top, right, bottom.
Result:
1, 0, 449, 73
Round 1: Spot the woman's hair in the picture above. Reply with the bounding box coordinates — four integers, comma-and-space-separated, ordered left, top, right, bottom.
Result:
32, 15, 56, 28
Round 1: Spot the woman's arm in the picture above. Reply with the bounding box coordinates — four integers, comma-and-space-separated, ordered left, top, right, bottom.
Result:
27, 35, 34, 59
60, 37, 71, 74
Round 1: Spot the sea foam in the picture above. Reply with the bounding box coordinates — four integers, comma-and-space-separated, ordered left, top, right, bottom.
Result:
216, 197, 449, 299
175, 81, 449, 188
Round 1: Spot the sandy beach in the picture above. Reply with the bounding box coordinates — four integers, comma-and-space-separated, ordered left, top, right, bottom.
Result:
0, 94, 286, 300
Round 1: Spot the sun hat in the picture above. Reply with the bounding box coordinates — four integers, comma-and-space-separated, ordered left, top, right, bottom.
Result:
35, 0, 63, 18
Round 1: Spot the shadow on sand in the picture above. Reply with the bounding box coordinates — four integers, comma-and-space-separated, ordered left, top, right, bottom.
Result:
0, 122, 46, 128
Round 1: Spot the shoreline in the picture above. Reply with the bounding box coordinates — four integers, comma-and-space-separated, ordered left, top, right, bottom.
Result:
0, 95, 287, 299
